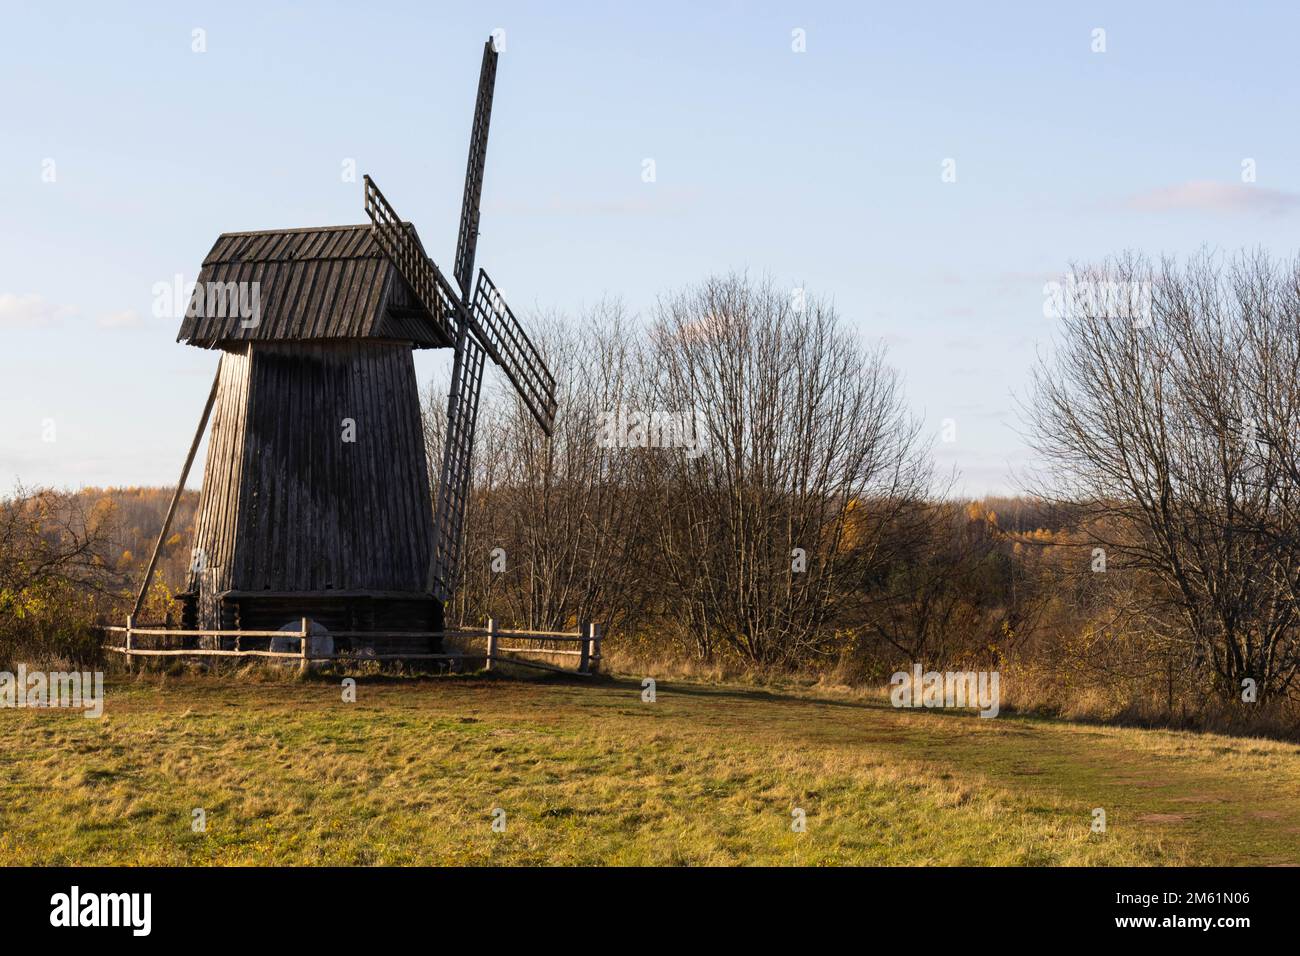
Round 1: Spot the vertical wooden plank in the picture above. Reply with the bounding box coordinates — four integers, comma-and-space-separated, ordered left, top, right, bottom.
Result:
485, 617, 497, 671
125, 614, 135, 673
579, 621, 591, 674
300, 616, 310, 675
590, 622, 602, 676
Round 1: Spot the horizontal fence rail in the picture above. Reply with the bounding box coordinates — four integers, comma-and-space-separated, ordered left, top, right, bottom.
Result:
100, 617, 602, 676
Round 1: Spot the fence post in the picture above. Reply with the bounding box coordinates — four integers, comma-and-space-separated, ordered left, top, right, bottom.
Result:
579, 621, 591, 674
299, 616, 310, 675
485, 618, 498, 671
125, 614, 135, 673
590, 622, 602, 676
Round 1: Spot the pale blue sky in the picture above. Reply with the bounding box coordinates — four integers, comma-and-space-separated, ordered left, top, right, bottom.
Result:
3, 1, 1299, 496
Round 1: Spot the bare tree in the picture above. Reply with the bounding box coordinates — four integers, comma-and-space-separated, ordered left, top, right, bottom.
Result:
1027, 251, 1300, 702
428, 303, 652, 634
641, 274, 930, 666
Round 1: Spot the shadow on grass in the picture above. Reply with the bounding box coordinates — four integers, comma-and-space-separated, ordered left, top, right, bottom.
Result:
112, 664, 1154, 745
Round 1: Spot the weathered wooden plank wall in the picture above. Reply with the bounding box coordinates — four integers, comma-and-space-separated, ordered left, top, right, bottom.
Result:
186, 347, 249, 628
186, 340, 435, 631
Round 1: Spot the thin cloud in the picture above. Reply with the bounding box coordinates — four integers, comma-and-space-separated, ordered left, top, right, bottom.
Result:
0, 293, 77, 327
98, 309, 143, 329
1125, 180, 1300, 215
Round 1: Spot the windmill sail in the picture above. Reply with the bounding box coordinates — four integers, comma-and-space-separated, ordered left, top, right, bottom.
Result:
430, 332, 487, 602
364, 175, 458, 344
363, 36, 558, 608
454, 39, 498, 298
472, 270, 557, 434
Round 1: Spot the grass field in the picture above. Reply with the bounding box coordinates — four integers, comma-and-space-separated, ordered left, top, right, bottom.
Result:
1, 669, 1297, 865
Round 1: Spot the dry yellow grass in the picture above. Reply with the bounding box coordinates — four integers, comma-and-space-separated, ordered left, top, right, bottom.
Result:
0, 670, 1294, 865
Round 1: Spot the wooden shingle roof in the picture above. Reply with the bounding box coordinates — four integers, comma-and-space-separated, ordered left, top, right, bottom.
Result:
176, 224, 452, 350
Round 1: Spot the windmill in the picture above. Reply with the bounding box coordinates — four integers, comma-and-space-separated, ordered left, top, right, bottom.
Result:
132, 38, 555, 654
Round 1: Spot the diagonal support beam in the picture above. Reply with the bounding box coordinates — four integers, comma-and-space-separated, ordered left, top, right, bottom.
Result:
131, 362, 221, 620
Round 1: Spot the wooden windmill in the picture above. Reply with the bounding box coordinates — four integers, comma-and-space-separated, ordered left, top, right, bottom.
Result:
133, 38, 555, 652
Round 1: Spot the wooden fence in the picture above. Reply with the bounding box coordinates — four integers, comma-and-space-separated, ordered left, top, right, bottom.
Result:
100, 617, 602, 676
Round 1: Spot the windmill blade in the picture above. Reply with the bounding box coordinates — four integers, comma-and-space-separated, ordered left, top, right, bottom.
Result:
429, 331, 488, 602
364, 174, 460, 344
366, 174, 555, 436
472, 269, 557, 434
453, 39, 499, 298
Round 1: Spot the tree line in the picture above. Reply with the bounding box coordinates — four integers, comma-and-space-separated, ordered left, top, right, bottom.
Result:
5, 262, 1300, 732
